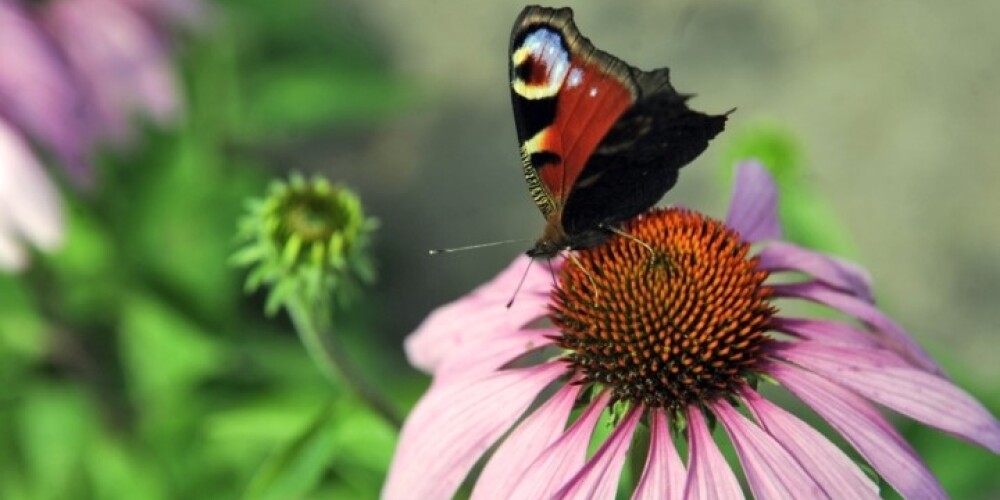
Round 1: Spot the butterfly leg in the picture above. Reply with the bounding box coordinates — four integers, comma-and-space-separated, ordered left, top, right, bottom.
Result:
599, 223, 675, 274
600, 223, 656, 256
563, 249, 601, 300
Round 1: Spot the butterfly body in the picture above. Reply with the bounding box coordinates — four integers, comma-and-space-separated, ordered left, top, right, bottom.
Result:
510, 6, 728, 258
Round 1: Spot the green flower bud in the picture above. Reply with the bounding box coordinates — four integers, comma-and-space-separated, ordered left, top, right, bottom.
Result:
234, 175, 377, 314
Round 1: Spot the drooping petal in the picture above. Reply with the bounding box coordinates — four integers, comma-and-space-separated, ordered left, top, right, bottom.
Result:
766, 360, 947, 500
404, 255, 554, 373
770, 316, 882, 349
556, 406, 642, 500
767, 340, 911, 370
0, 1, 89, 181
382, 362, 566, 500
432, 326, 556, 386
0, 120, 64, 251
472, 384, 582, 499
0, 120, 64, 271
509, 391, 611, 499
43, 0, 181, 146
712, 398, 824, 499
770, 281, 940, 374
121, 0, 206, 29
758, 241, 873, 302
632, 410, 686, 500
725, 160, 781, 243
683, 405, 744, 500
740, 387, 879, 499
774, 342, 1000, 453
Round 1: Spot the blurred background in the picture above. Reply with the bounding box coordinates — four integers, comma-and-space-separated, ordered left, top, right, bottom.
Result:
0, 0, 998, 498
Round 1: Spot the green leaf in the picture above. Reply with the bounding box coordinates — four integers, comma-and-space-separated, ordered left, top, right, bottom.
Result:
780, 188, 858, 257
17, 384, 95, 499
243, 402, 343, 500
719, 121, 805, 188
119, 294, 224, 421
0, 276, 47, 364
86, 438, 167, 500
327, 402, 395, 471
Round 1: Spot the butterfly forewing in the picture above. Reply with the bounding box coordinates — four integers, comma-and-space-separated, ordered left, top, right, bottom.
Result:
509, 7, 636, 214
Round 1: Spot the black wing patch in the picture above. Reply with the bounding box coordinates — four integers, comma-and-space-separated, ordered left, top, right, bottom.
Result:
561, 68, 728, 235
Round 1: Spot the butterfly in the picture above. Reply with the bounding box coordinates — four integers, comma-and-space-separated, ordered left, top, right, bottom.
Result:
510, 5, 729, 258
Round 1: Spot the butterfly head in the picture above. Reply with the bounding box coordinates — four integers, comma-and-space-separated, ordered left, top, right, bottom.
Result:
526, 217, 612, 259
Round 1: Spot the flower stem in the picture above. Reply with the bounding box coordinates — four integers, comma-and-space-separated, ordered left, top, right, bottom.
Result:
286, 298, 402, 429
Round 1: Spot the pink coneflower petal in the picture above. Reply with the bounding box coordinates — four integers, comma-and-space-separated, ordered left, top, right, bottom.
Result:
0, 119, 64, 271
472, 384, 582, 499
122, 0, 206, 29
775, 342, 1000, 452
771, 281, 940, 374
433, 326, 556, 385
407, 302, 545, 376
740, 387, 879, 499
632, 410, 685, 500
44, 0, 181, 146
509, 391, 611, 499
758, 241, 873, 302
557, 406, 642, 500
683, 406, 744, 500
713, 398, 824, 499
770, 317, 882, 349
769, 340, 911, 369
725, 160, 781, 243
0, 120, 63, 250
405, 255, 552, 373
767, 361, 947, 500
0, 1, 89, 181
382, 362, 565, 500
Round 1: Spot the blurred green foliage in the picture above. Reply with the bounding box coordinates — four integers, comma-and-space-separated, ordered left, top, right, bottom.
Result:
0, 1, 405, 498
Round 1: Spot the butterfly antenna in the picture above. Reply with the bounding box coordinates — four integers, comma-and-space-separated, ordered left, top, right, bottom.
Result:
506, 257, 535, 309
428, 239, 523, 255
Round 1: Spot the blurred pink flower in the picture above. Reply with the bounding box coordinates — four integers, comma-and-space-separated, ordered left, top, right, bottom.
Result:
0, 0, 90, 181
121, 0, 206, 30
0, 119, 63, 271
41, 0, 183, 146
387, 161, 1000, 499
0, 0, 200, 271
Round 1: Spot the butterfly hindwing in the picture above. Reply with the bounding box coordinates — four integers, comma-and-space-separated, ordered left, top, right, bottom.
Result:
562, 68, 728, 235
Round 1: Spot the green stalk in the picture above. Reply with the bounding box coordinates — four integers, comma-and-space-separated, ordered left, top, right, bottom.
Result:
286, 297, 402, 429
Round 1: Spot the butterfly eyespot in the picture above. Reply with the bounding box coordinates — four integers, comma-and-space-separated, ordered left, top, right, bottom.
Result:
511, 28, 570, 100
514, 60, 535, 83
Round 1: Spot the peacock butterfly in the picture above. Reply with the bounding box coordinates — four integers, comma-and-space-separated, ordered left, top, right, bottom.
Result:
510, 5, 729, 258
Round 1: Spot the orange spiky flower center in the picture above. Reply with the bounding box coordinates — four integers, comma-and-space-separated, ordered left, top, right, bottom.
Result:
551, 208, 775, 411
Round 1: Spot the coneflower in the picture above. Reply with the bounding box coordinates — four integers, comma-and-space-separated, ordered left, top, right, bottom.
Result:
387, 161, 1000, 499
